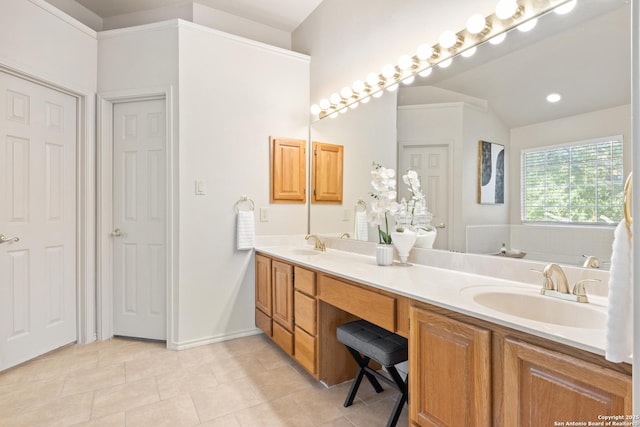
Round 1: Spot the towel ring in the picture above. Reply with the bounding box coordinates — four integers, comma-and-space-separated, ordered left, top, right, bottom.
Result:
623, 172, 632, 229
234, 195, 255, 213
355, 199, 367, 212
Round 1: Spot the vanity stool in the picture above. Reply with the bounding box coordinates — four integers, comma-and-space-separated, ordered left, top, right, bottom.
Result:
336, 319, 409, 427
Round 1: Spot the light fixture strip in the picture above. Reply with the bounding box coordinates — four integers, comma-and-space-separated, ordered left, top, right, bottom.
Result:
314, 0, 573, 120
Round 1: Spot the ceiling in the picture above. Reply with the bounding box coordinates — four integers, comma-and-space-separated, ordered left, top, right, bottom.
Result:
55, 0, 323, 32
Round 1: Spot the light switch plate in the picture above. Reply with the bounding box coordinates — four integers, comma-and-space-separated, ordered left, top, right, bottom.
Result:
195, 180, 206, 195
260, 207, 269, 222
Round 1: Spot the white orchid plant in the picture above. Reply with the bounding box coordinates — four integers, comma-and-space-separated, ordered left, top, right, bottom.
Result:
368, 162, 399, 244
401, 170, 434, 232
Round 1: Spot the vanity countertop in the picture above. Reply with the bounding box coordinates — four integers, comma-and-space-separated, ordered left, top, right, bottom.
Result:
255, 245, 629, 364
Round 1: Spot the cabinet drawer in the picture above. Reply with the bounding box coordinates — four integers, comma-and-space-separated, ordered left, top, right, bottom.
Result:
255, 308, 272, 337
272, 321, 294, 356
318, 275, 395, 331
295, 326, 317, 375
294, 266, 316, 296
294, 291, 317, 335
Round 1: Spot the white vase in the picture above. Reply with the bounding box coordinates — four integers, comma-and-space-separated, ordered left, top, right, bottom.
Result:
375, 244, 394, 266
414, 229, 437, 249
390, 229, 417, 264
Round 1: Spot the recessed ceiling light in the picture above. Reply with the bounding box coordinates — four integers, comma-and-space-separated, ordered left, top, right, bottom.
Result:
546, 93, 562, 103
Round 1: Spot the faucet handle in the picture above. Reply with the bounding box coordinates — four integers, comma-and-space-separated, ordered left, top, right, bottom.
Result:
530, 269, 554, 293
571, 279, 601, 303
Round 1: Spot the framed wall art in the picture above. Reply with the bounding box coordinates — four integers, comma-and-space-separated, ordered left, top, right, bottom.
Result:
478, 140, 505, 204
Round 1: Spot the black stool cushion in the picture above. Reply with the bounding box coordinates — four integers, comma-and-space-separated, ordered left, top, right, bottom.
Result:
337, 320, 408, 366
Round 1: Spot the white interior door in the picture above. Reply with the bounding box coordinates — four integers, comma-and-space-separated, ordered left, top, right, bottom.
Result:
0, 71, 77, 371
398, 144, 450, 250
112, 99, 166, 340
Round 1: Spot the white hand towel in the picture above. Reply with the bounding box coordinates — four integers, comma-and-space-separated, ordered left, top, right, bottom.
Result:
605, 220, 633, 362
354, 210, 368, 241
237, 210, 255, 250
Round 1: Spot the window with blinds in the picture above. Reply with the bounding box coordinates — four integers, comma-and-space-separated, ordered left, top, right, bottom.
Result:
521, 136, 624, 224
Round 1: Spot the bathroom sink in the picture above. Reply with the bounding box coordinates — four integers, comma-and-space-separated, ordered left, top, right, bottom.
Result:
290, 248, 322, 256
462, 287, 607, 329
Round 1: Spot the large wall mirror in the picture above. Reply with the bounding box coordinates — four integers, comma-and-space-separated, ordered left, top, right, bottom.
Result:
309, 0, 631, 268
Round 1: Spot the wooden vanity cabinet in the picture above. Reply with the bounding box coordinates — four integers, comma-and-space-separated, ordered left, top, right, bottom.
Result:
502, 338, 632, 426
254, 254, 272, 336
294, 266, 318, 376
409, 306, 492, 427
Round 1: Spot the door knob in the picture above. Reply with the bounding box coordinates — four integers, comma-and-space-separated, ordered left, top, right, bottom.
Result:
110, 228, 123, 237
435, 223, 446, 229
0, 234, 19, 244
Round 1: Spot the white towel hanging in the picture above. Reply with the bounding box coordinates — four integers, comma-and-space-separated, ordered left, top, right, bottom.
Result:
605, 219, 633, 362
354, 210, 368, 241
237, 210, 255, 250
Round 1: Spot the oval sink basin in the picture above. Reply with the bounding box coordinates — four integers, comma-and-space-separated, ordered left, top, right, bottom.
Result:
290, 248, 322, 256
467, 289, 607, 329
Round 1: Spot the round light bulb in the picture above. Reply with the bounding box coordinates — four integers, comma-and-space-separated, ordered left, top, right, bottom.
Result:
310, 104, 321, 115
352, 80, 366, 93
466, 13, 487, 34
416, 44, 434, 60
340, 86, 353, 99
546, 93, 562, 103
437, 58, 453, 68
366, 72, 380, 87
329, 93, 341, 105
489, 33, 506, 45
402, 75, 415, 85
439, 30, 457, 49
386, 83, 399, 92
554, 0, 576, 15
319, 99, 330, 110
517, 18, 537, 32
372, 90, 384, 98
418, 67, 432, 78
398, 54, 414, 70
329, 111, 339, 119
360, 96, 371, 104
381, 63, 396, 78
349, 102, 359, 109
461, 46, 477, 58
495, 0, 518, 20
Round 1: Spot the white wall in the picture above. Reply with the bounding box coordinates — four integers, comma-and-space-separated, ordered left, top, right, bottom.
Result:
310, 94, 397, 238
102, 4, 193, 31
177, 22, 309, 345
0, 0, 97, 94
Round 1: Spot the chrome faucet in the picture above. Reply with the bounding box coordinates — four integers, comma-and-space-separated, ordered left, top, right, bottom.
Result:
542, 263, 570, 294
305, 234, 326, 251
582, 255, 601, 269
539, 263, 594, 303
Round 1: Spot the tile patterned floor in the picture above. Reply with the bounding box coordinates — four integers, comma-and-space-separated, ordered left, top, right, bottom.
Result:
0, 334, 408, 426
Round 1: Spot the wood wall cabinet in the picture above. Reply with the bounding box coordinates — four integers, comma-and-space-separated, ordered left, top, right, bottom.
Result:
270, 137, 306, 203
409, 306, 492, 427
312, 141, 343, 204
502, 338, 632, 426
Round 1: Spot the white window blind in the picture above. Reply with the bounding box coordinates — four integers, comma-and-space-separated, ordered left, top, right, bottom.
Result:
521, 136, 624, 224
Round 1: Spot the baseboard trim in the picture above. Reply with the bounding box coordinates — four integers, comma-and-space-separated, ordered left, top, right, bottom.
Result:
169, 328, 263, 350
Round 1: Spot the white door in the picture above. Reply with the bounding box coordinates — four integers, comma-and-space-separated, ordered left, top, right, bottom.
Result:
112, 99, 166, 340
0, 71, 77, 371
398, 144, 450, 250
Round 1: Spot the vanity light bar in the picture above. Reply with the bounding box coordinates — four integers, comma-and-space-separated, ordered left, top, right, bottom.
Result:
310, 0, 574, 120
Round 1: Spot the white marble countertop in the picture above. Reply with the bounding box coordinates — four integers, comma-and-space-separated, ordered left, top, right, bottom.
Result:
254, 245, 626, 363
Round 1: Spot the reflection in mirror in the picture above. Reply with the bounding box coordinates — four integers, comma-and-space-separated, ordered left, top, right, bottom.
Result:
309, 0, 631, 268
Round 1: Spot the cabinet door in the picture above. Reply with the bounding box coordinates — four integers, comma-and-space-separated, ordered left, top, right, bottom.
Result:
272, 260, 294, 330
409, 307, 491, 427
312, 141, 343, 204
503, 339, 632, 427
255, 254, 272, 315
270, 137, 306, 203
